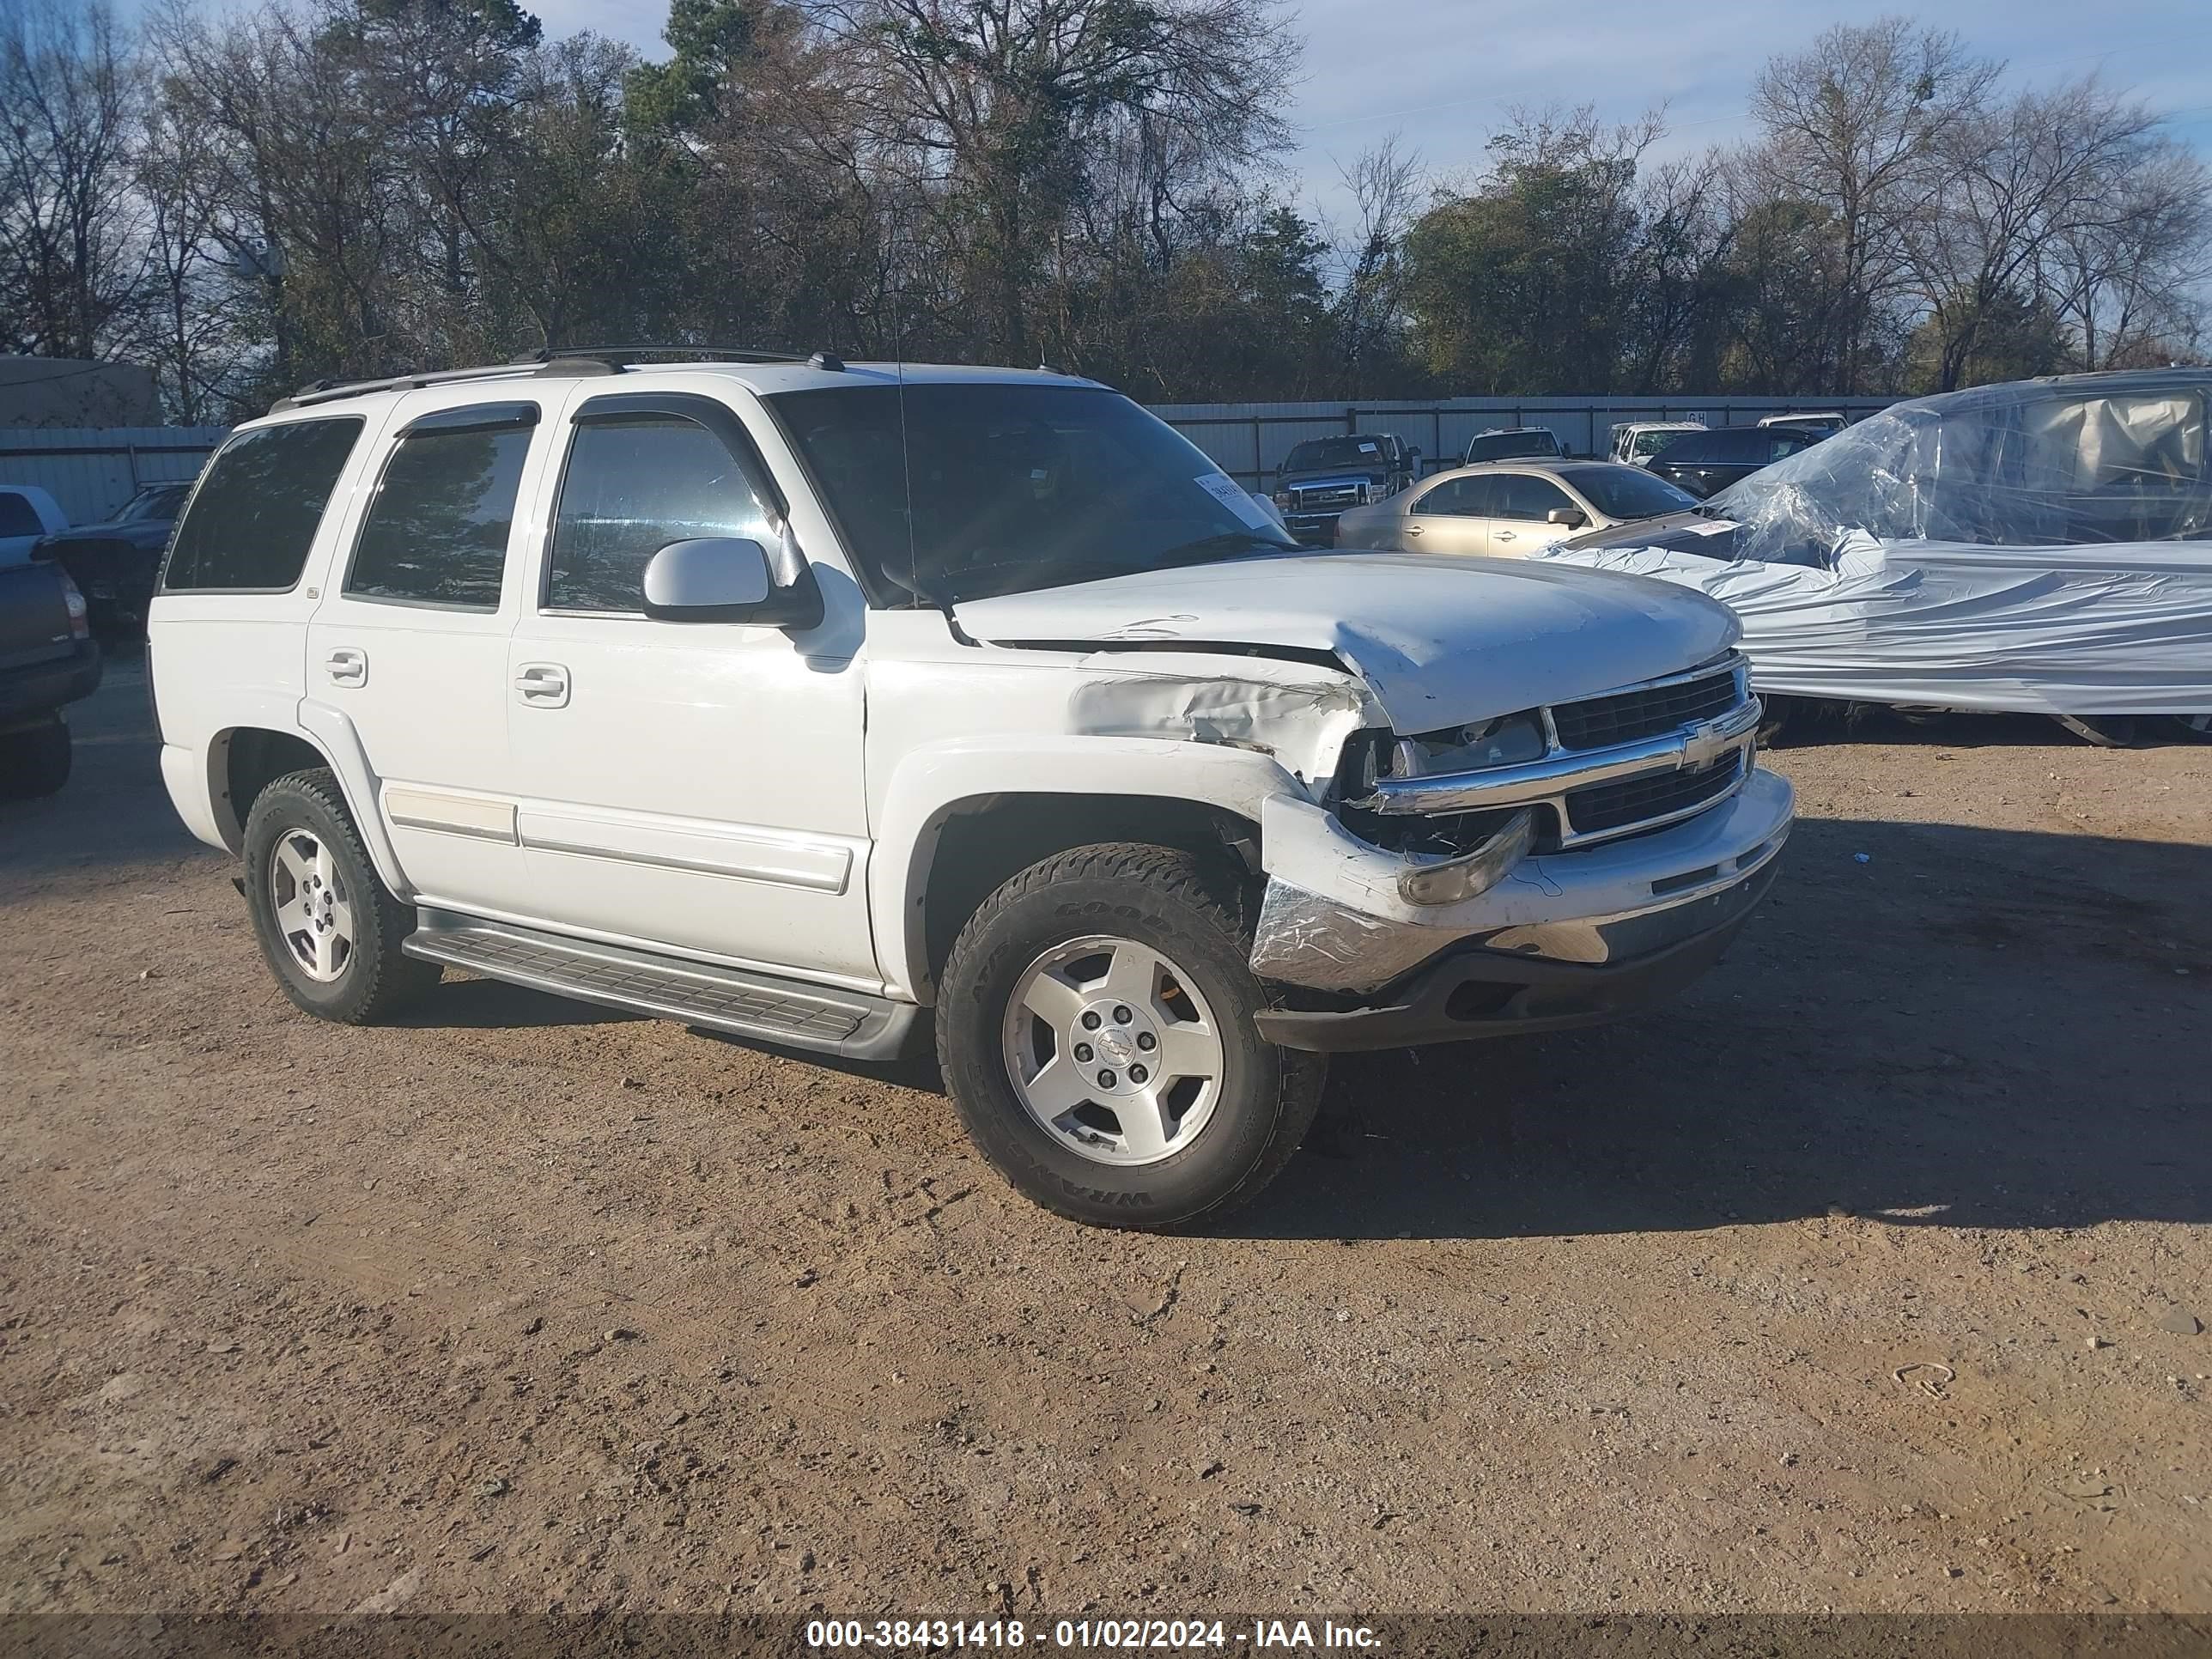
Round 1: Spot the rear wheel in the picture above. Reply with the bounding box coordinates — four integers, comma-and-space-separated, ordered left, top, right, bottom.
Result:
242, 769, 440, 1024
2155, 714, 2212, 744
0, 713, 71, 799
936, 842, 1324, 1231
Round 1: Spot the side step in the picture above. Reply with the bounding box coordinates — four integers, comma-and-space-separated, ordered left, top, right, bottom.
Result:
402, 911, 919, 1061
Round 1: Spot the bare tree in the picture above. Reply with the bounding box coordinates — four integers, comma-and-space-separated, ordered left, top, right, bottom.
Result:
1747, 17, 1998, 391
2045, 137, 2211, 370
0, 0, 147, 360
1908, 76, 2187, 390
1327, 135, 1421, 397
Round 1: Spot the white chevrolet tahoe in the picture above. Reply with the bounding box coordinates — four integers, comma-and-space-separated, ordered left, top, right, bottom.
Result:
148, 350, 1793, 1229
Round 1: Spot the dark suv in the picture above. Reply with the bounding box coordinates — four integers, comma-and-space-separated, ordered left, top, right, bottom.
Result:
1271, 434, 1419, 544
33, 482, 191, 641
1648, 425, 1825, 500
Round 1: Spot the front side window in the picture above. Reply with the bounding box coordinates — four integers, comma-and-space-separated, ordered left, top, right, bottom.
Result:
1414, 476, 1498, 518
1492, 474, 1574, 521
345, 407, 535, 610
547, 416, 777, 613
163, 417, 363, 591
770, 383, 1295, 605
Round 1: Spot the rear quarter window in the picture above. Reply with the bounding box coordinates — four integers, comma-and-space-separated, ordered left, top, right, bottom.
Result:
163, 418, 365, 591
0, 491, 43, 537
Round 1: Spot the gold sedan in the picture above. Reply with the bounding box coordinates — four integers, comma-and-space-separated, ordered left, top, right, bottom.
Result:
1331, 459, 1700, 556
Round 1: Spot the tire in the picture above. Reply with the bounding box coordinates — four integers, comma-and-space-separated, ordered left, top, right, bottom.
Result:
0, 713, 72, 799
241, 768, 440, 1024
2154, 714, 2212, 744
936, 842, 1326, 1231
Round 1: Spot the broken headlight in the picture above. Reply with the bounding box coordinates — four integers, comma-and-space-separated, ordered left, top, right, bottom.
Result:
1395, 710, 1548, 780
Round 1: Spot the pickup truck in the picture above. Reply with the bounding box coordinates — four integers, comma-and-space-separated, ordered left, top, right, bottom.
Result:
1, 559, 100, 797
148, 351, 1792, 1229
1271, 434, 1419, 544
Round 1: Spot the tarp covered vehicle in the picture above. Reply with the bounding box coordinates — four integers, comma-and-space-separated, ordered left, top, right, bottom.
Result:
1543, 370, 2212, 744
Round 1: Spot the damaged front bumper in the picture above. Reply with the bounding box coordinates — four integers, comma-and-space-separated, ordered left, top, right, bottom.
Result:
1248, 768, 1793, 1049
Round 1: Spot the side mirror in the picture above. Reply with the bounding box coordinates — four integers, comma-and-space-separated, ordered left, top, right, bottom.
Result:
642, 535, 823, 629
1547, 507, 1588, 528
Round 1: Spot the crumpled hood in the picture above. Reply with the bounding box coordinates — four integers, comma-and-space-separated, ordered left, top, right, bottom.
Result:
952, 553, 1741, 732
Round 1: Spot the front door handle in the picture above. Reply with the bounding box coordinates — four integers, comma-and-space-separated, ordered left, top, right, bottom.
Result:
325, 647, 367, 687
1403, 521, 1424, 536
514, 662, 570, 708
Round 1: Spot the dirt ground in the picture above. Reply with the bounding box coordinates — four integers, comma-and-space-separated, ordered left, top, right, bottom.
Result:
2, 662, 2208, 1621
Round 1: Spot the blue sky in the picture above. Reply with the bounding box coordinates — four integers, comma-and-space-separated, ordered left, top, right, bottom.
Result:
526, 0, 2212, 228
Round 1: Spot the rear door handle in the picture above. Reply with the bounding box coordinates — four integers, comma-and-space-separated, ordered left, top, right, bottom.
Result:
1494, 529, 1516, 543
514, 662, 570, 708
325, 647, 366, 687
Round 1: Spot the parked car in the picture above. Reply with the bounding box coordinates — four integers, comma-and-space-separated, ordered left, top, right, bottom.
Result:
1271, 434, 1419, 544
1543, 369, 2212, 745
1759, 411, 1848, 434
1463, 427, 1567, 465
34, 481, 191, 641
0, 557, 100, 798
1647, 425, 1827, 501
1333, 459, 1700, 556
0, 483, 69, 567
149, 349, 1791, 1230
1609, 421, 1705, 467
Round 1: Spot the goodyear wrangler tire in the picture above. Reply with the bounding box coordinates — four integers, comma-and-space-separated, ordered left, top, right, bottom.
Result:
936, 842, 1325, 1231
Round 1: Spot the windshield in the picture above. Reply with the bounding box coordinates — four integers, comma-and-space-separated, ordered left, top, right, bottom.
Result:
770, 382, 1297, 604
1558, 464, 1697, 520
1282, 437, 1384, 473
1632, 428, 1695, 459
118, 484, 189, 522
1467, 431, 1558, 461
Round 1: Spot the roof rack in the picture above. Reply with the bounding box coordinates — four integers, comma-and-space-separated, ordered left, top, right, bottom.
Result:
514, 343, 810, 367
267, 343, 823, 415
268, 356, 618, 415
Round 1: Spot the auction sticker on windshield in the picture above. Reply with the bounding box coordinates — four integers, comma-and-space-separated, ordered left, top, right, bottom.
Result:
1193, 472, 1278, 529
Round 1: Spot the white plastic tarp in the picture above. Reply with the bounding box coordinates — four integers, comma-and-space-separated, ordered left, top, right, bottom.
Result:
1533, 532, 2212, 715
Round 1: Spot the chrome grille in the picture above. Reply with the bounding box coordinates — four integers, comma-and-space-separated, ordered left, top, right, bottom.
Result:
1291, 483, 1361, 510
1553, 665, 1741, 751
1564, 750, 1745, 837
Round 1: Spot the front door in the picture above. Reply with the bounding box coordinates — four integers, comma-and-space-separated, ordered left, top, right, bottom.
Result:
303, 394, 549, 916
1485, 471, 1583, 556
502, 389, 876, 987
1398, 473, 1500, 556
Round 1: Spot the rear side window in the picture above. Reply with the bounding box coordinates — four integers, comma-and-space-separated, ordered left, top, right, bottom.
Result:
164, 418, 363, 591
0, 491, 42, 537
344, 405, 536, 611
547, 416, 775, 613
1416, 476, 1498, 517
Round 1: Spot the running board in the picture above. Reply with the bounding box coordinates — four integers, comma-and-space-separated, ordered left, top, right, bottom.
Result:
403, 911, 919, 1060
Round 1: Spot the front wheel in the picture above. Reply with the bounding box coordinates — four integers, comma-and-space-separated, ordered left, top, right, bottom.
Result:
936, 843, 1325, 1231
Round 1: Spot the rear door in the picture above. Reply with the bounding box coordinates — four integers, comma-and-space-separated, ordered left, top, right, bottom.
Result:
1400, 473, 1500, 555
303, 392, 550, 915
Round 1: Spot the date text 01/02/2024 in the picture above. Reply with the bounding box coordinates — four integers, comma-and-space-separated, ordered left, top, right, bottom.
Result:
804, 1620, 1382, 1650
